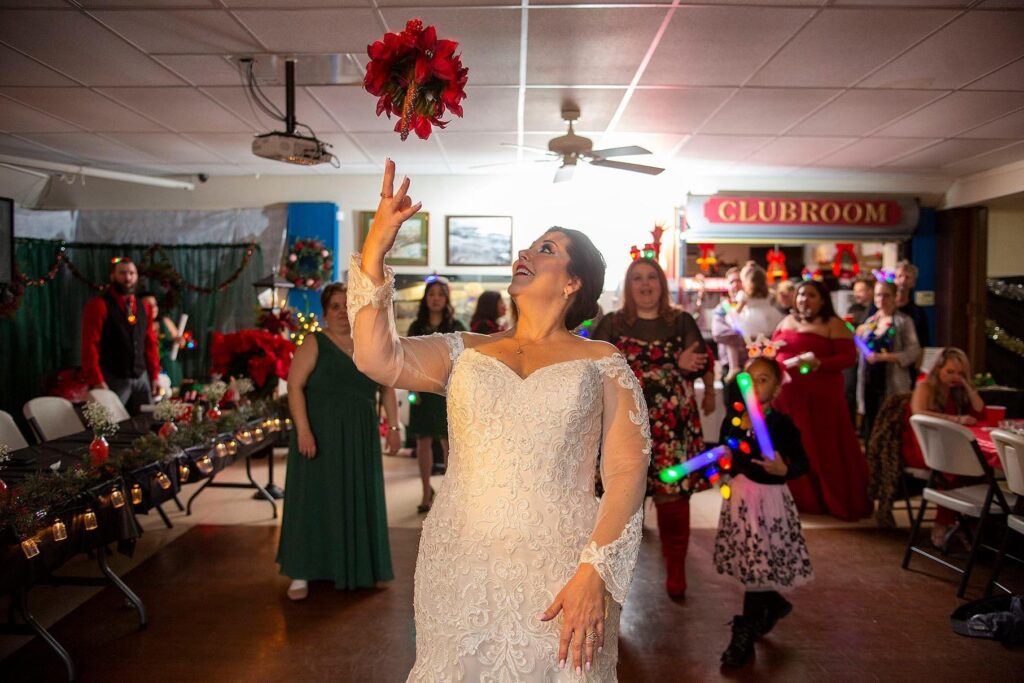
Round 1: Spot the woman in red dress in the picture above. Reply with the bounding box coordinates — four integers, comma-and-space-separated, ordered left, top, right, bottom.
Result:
772, 280, 871, 521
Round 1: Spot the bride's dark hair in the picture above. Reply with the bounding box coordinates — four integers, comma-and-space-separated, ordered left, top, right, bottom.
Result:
546, 227, 605, 330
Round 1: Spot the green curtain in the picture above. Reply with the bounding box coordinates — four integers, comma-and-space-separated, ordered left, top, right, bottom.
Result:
0, 239, 263, 432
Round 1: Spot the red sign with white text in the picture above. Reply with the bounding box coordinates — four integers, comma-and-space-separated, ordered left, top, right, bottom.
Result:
704, 197, 902, 227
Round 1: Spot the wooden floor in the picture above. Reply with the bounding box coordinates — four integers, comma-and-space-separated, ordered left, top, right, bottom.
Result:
3, 521, 1022, 681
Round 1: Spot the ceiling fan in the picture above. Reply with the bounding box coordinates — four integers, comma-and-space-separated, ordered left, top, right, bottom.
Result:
499, 106, 666, 183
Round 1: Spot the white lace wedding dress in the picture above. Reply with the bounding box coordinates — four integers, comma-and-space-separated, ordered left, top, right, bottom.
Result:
348, 255, 650, 682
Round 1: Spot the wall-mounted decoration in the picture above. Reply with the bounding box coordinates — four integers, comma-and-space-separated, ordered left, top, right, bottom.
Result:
358, 211, 429, 266
445, 216, 513, 266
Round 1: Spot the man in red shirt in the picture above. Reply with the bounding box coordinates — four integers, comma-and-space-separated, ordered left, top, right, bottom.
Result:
81, 257, 161, 415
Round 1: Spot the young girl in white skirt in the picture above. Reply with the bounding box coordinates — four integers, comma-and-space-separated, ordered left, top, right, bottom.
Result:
714, 350, 813, 668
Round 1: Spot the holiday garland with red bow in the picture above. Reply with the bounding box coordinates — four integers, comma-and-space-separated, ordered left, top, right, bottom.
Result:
364, 19, 469, 141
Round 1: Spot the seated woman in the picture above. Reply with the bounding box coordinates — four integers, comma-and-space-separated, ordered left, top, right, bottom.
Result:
908, 347, 986, 547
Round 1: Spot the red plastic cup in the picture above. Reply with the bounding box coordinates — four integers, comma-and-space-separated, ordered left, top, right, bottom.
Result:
985, 405, 1007, 425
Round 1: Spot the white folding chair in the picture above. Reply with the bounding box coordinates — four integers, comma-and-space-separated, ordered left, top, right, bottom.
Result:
0, 410, 30, 450
902, 415, 1016, 597
88, 388, 131, 422
986, 429, 1024, 595
23, 397, 86, 442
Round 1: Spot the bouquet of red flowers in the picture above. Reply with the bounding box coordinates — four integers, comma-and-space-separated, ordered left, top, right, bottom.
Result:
256, 308, 298, 335
210, 329, 295, 397
364, 19, 469, 141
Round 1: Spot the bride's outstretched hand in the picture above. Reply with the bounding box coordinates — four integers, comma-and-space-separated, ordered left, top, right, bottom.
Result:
539, 564, 607, 675
362, 158, 422, 281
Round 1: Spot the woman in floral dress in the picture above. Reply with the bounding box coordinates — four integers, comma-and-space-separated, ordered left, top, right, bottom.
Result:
592, 257, 715, 599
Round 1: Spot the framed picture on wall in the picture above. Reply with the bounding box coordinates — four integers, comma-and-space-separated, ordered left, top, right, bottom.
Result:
445, 216, 513, 266
357, 211, 429, 266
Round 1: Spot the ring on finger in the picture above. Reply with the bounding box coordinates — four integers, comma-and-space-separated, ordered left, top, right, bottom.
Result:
380, 192, 393, 198
585, 631, 598, 642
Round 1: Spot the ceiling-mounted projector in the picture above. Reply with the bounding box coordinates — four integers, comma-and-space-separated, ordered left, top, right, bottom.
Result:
243, 57, 338, 168
252, 132, 332, 165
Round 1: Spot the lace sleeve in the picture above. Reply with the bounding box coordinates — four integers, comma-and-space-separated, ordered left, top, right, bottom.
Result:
347, 252, 463, 394
579, 353, 651, 604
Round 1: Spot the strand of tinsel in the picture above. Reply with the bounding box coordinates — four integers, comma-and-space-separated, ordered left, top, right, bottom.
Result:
986, 319, 1024, 358
988, 278, 1024, 302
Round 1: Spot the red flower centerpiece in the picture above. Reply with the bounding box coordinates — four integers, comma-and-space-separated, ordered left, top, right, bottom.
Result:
210, 329, 296, 399
364, 19, 469, 140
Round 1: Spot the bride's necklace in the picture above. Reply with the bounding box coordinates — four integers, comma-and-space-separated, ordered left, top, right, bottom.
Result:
512, 330, 563, 355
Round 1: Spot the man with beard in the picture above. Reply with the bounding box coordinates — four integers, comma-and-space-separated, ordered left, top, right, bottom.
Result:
81, 257, 161, 415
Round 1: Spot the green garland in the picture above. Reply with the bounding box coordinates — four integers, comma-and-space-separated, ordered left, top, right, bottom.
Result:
986, 319, 1024, 358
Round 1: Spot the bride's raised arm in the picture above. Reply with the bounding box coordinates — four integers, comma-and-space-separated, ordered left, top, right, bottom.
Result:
348, 160, 461, 394
580, 353, 652, 604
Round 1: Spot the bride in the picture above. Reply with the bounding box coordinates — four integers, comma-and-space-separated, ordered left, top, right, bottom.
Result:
350, 160, 650, 681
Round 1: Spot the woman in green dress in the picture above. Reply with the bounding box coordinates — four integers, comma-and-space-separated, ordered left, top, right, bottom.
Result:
407, 277, 465, 513
277, 283, 401, 600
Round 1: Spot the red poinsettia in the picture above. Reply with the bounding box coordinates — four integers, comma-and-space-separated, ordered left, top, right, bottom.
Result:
364, 19, 469, 141
210, 329, 295, 394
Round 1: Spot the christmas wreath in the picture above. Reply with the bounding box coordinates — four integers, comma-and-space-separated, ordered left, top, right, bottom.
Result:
281, 239, 333, 290
364, 19, 469, 141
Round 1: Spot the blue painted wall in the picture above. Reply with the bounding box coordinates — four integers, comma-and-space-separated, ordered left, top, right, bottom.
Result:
286, 202, 339, 320
910, 207, 937, 345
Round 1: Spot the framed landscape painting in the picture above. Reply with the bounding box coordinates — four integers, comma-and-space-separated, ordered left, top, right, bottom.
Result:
445, 216, 513, 266
358, 211, 429, 266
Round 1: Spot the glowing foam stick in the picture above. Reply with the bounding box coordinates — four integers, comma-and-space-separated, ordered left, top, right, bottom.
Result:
659, 445, 729, 484
720, 300, 744, 336
736, 372, 775, 461
846, 321, 873, 357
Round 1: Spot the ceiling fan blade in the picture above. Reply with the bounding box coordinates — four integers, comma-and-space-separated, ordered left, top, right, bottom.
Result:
499, 142, 555, 155
554, 164, 575, 183
588, 158, 665, 175
588, 145, 651, 158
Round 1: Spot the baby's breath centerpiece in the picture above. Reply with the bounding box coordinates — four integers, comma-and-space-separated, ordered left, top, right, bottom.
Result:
82, 401, 118, 466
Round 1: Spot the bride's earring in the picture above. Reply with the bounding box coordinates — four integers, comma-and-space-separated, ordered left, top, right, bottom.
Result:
562, 290, 569, 300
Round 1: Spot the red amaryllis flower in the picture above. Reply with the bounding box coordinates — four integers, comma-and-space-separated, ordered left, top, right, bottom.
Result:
363, 18, 469, 140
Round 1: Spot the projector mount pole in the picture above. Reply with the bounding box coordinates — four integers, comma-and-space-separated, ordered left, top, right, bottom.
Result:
284, 59, 296, 135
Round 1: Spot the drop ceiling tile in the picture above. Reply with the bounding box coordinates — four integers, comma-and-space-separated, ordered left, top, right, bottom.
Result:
19, 132, 159, 163
642, 6, 815, 87
617, 88, 734, 134
439, 133, 519, 167
232, 9, 381, 54
959, 108, 1024, 139
0, 133, 83, 163
77, 1, 218, 7
750, 9, 956, 88
349, 132, 446, 166
310, 133, 371, 164
109, 132, 241, 163
306, 85, 396, 133
675, 135, 774, 162
877, 91, 1024, 137
861, 11, 1024, 90
381, 8, 521, 86
523, 89, 626, 132
591, 132, 683, 157
0, 87, 168, 133
201, 86, 342, 134
527, 8, 665, 86
977, 0, 1024, 7
0, 45, 77, 86
814, 137, 939, 167
789, 89, 944, 136
92, 9, 262, 54
943, 140, 1024, 174
376, 0, 513, 5
700, 88, 840, 135
0, 96, 81, 133
0, 10, 186, 86
97, 87, 253, 132
883, 138, 1015, 168
442, 88, 518, 133
965, 57, 1024, 91
156, 55, 245, 86
221, 0, 367, 6
833, 0, 972, 6
744, 136, 857, 167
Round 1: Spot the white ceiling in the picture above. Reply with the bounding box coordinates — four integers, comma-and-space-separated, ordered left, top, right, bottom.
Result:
1, 0, 1023, 184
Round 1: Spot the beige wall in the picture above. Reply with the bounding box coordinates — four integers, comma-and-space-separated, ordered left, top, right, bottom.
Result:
988, 208, 1024, 277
